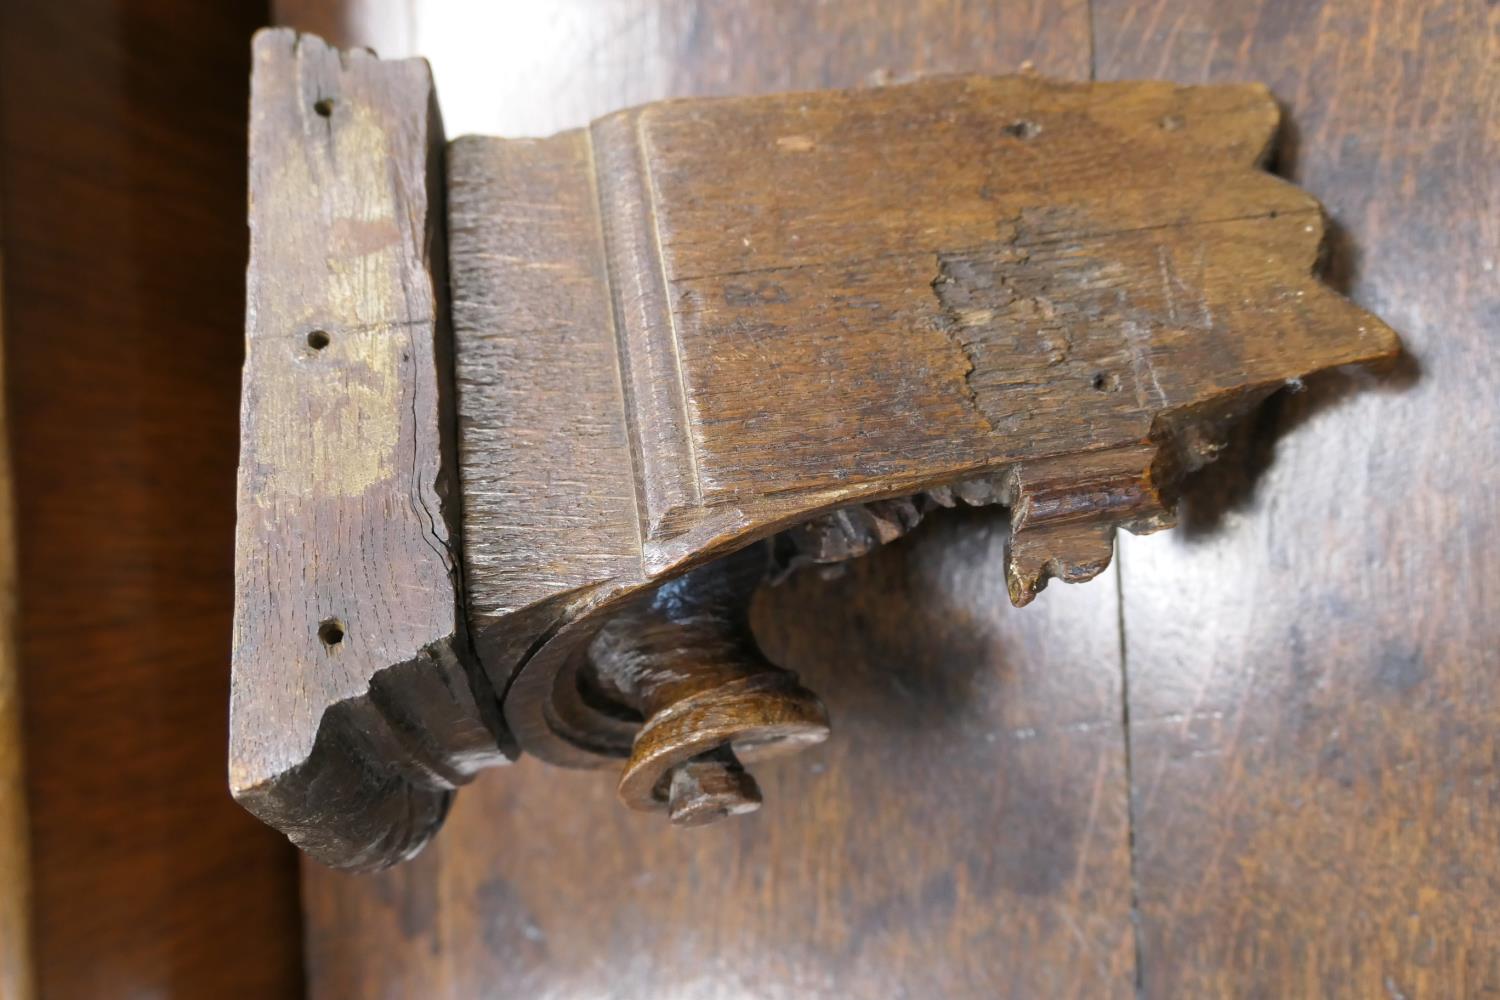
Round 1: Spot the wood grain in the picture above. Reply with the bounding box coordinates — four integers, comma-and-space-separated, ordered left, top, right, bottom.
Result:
447, 128, 640, 673
0, 1, 303, 995
285, 1, 1486, 997
296, 3, 1144, 997
233, 27, 512, 872
1096, 0, 1499, 995
444, 68, 1392, 822
0, 221, 34, 1000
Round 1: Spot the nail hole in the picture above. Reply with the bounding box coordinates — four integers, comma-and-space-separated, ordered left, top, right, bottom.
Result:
314, 98, 335, 118
1092, 372, 1119, 392
317, 618, 345, 647
1002, 119, 1041, 140
306, 330, 330, 351
1159, 114, 1184, 131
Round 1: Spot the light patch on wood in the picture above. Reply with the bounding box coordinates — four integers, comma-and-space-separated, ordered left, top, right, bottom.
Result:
329, 104, 399, 224
233, 28, 510, 871
253, 100, 406, 502
252, 329, 401, 502
267, 102, 403, 330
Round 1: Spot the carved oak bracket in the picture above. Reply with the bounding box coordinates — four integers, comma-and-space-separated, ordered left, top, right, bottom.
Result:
231, 29, 1399, 870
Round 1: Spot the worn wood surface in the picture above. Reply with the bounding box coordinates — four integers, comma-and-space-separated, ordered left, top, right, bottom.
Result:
451, 71, 1392, 603
444, 68, 1391, 823
0, 1, 304, 995
287, 0, 1491, 996
238, 24, 1395, 857
1096, 0, 1500, 995
297, 2, 1148, 997
233, 29, 513, 871
0, 219, 33, 1000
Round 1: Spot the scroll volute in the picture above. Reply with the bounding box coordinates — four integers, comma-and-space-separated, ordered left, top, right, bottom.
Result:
230, 30, 1398, 870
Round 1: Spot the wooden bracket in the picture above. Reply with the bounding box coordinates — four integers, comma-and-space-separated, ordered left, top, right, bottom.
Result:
231, 29, 1398, 870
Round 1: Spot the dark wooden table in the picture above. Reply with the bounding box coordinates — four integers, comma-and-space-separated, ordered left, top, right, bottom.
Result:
275, 1, 1497, 997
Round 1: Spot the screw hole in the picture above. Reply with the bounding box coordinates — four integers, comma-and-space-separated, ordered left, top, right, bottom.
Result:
306, 330, 330, 351
317, 619, 345, 647
1002, 119, 1041, 140
1092, 372, 1119, 392
314, 98, 335, 118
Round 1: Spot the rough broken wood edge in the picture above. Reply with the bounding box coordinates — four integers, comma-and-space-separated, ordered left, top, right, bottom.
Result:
229, 29, 513, 872
0, 218, 36, 1000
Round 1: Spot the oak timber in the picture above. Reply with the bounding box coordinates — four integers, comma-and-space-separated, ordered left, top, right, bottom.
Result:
231, 29, 510, 871
450, 74, 1398, 778
282, 2, 1449, 996
235, 27, 1400, 872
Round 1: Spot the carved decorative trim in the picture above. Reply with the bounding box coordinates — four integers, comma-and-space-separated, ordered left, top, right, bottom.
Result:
232, 31, 1399, 869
